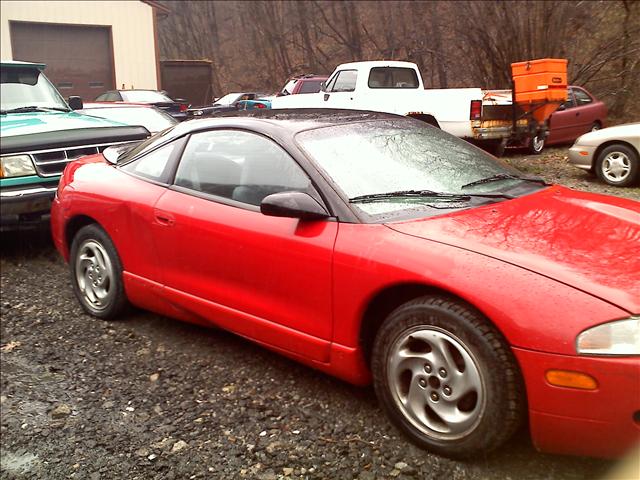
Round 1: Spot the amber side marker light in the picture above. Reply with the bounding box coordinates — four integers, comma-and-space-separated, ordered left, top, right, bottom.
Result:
579, 151, 589, 156
545, 370, 598, 390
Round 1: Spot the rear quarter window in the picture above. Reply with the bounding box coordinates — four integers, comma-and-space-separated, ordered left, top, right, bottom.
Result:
368, 67, 419, 89
298, 80, 324, 94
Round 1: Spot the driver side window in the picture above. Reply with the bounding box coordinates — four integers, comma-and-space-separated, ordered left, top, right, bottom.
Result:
561, 89, 575, 109
329, 70, 357, 93
174, 130, 313, 207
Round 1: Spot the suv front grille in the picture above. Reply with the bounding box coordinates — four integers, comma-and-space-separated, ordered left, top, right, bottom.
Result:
27, 143, 122, 177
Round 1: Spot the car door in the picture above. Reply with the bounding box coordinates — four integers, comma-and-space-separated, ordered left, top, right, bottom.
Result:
322, 70, 358, 109
151, 129, 337, 361
572, 87, 600, 134
547, 89, 579, 144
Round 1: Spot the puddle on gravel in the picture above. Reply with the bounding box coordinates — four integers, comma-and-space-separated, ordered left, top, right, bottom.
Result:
0, 451, 40, 475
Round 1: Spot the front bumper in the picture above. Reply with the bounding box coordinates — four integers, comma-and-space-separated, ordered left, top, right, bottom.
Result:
514, 347, 640, 458
0, 181, 57, 230
568, 145, 597, 170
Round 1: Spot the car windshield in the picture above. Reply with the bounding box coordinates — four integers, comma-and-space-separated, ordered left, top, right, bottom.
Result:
80, 106, 177, 133
0, 66, 69, 111
121, 90, 173, 103
214, 93, 242, 106
118, 125, 178, 162
297, 120, 540, 217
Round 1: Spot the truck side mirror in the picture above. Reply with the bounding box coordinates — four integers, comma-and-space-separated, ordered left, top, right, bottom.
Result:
320, 82, 326, 92
68, 96, 83, 110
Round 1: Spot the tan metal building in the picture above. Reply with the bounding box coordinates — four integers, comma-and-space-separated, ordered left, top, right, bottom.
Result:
0, 0, 168, 100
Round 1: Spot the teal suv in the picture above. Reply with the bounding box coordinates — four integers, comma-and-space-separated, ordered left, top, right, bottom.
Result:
1, 61, 149, 230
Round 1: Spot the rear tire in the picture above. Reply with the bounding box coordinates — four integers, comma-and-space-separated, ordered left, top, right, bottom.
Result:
371, 295, 524, 458
528, 134, 544, 154
69, 224, 129, 320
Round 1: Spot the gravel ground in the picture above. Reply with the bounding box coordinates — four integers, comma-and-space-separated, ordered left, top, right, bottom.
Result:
504, 147, 640, 201
1, 147, 635, 479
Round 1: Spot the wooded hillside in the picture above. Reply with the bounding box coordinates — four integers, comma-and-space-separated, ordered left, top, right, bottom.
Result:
157, 0, 639, 118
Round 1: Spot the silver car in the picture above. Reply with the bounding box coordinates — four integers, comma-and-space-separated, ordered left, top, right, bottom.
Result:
568, 123, 640, 187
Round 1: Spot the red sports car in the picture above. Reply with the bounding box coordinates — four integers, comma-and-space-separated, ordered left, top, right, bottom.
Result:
51, 110, 640, 459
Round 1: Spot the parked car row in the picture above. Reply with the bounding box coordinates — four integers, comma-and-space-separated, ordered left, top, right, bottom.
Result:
187, 92, 272, 118
94, 89, 189, 121
2, 57, 639, 461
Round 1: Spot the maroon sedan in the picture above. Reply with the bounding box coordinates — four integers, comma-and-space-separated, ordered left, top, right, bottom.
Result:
530, 86, 607, 153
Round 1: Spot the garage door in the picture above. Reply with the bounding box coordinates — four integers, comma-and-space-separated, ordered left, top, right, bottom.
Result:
10, 21, 115, 102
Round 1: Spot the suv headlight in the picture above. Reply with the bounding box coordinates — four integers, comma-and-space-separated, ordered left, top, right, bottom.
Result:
0, 155, 36, 178
576, 318, 640, 356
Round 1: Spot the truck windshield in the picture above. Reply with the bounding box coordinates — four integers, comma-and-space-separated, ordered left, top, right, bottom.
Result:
0, 67, 69, 111
297, 120, 540, 217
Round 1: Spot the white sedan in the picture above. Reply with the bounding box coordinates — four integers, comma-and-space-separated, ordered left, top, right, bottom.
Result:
568, 122, 640, 186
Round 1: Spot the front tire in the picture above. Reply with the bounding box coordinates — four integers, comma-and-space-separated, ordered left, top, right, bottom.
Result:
595, 144, 639, 187
69, 224, 129, 319
371, 295, 524, 458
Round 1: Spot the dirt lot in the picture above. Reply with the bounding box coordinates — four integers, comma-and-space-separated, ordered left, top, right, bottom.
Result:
504, 147, 640, 201
1, 147, 636, 479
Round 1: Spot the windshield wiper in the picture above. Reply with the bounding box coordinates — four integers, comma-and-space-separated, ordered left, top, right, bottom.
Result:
461, 173, 548, 189
349, 189, 514, 203
0, 105, 70, 114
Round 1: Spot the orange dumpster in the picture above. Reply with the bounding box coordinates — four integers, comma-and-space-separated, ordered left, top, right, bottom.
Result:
511, 58, 568, 124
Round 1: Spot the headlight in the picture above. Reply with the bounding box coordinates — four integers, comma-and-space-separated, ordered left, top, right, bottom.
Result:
576, 318, 640, 356
0, 155, 36, 178
192, 110, 203, 116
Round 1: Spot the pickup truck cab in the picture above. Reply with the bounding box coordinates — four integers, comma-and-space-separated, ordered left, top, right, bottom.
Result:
271, 61, 531, 149
0, 60, 149, 230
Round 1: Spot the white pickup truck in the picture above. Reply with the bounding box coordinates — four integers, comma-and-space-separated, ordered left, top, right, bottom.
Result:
271, 60, 534, 152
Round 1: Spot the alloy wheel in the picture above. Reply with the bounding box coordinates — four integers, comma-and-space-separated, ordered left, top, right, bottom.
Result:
387, 326, 485, 440
601, 151, 631, 183
74, 239, 115, 311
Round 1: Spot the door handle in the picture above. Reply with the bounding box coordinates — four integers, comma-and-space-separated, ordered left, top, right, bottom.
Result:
324, 93, 330, 101
154, 209, 175, 226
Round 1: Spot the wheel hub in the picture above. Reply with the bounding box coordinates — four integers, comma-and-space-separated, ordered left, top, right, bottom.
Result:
75, 240, 114, 311
387, 327, 485, 440
602, 152, 631, 182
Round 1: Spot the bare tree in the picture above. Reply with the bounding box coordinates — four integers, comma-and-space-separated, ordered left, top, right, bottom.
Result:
156, 0, 639, 119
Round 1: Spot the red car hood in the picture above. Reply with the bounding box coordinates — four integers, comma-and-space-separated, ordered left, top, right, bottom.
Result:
387, 186, 640, 313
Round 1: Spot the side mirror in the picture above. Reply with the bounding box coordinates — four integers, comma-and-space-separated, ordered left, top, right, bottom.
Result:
320, 81, 326, 92
557, 103, 566, 111
261, 191, 330, 220
68, 96, 83, 110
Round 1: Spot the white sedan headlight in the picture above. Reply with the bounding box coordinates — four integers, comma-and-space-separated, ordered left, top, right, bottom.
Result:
576, 318, 640, 356
0, 155, 36, 178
